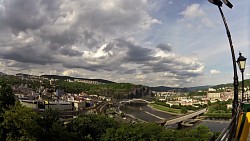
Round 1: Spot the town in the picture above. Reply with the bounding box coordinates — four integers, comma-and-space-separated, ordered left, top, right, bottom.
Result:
1, 72, 250, 118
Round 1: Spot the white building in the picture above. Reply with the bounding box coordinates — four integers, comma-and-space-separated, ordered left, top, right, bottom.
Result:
207, 92, 220, 100
208, 88, 216, 92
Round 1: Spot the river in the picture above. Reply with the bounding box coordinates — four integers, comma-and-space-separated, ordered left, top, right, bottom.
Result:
195, 120, 230, 132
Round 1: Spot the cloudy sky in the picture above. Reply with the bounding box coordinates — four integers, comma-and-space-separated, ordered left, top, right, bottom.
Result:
0, 0, 249, 87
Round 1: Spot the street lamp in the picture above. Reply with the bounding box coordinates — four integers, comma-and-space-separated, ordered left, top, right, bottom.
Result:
237, 52, 247, 101
208, 0, 239, 116
208, 0, 241, 139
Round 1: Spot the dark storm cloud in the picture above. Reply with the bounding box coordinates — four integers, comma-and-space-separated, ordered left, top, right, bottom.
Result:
116, 69, 137, 74
1, 60, 30, 69
59, 47, 83, 57
126, 44, 156, 62
103, 43, 115, 52
2, 0, 46, 32
0, 0, 204, 86
156, 43, 172, 52
0, 45, 56, 65
115, 39, 157, 63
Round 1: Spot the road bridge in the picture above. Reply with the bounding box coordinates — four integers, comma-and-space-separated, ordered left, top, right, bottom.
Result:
163, 108, 207, 126
120, 98, 151, 104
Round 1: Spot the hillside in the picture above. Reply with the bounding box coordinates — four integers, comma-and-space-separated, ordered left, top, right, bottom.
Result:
40, 74, 114, 84
149, 86, 187, 92
212, 79, 250, 89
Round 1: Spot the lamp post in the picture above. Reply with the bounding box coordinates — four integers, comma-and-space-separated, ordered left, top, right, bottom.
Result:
237, 52, 247, 101
208, 0, 238, 116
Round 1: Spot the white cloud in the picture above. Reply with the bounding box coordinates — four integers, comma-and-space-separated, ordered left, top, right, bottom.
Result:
178, 3, 214, 28
180, 4, 204, 18
62, 69, 83, 77
210, 69, 221, 74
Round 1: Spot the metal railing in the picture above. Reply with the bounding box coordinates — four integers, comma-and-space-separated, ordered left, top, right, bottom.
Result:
216, 105, 241, 141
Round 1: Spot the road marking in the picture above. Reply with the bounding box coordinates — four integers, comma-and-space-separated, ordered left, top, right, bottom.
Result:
144, 111, 165, 120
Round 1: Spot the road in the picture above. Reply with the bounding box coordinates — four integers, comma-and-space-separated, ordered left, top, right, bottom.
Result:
96, 102, 108, 114
121, 105, 176, 122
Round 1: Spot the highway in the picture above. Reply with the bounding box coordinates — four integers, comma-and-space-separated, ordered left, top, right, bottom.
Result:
121, 105, 176, 122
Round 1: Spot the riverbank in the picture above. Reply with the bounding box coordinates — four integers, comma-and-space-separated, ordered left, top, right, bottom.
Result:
203, 113, 231, 118
148, 103, 182, 115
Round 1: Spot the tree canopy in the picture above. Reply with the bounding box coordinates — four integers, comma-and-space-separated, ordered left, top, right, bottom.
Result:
0, 103, 215, 141
0, 80, 15, 111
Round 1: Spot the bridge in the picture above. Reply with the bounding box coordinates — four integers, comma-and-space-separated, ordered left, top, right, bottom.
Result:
161, 108, 207, 126
120, 98, 151, 104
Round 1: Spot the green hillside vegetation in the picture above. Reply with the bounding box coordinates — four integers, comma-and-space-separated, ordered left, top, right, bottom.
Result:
212, 79, 250, 89
54, 80, 136, 98
0, 76, 151, 99
204, 100, 232, 118
188, 91, 207, 96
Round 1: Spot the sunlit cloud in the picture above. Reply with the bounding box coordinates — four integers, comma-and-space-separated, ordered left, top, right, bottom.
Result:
210, 69, 221, 74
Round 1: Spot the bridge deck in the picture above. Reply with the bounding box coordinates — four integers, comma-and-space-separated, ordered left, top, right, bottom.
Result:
164, 108, 207, 126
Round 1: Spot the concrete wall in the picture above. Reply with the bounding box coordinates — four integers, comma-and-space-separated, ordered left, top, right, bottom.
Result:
45, 102, 72, 110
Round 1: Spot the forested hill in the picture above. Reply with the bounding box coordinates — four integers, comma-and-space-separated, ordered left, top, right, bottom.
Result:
149, 86, 211, 92
41, 75, 115, 84
150, 79, 250, 92
149, 86, 187, 92
212, 79, 250, 89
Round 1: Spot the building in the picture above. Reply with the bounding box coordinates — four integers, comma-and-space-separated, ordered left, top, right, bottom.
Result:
208, 88, 216, 92
207, 92, 220, 100
44, 101, 72, 110
73, 101, 86, 110
19, 99, 44, 109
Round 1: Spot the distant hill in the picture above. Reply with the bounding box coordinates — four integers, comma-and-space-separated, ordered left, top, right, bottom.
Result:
150, 85, 213, 92
187, 85, 213, 92
212, 79, 250, 89
41, 75, 74, 80
41, 74, 115, 84
150, 79, 250, 92
149, 86, 188, 92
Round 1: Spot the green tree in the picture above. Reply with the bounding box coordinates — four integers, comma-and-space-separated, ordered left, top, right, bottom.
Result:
0, 103, 41, 141
0, 80, 15, 112
208, 100, 212, 106
101, 123, 164, 141
37, 108, 70, 141
181, 107, 188, 114
67, 114, 118, 140
0, 80, 15, 140
38, 108, 60, 130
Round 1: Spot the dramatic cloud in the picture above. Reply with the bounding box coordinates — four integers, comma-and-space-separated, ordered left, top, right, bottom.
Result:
0, 0, 206, 87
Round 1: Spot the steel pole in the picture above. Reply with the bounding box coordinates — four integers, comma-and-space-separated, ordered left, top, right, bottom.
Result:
242, 71, 244, 101
217, 6, 239, 116
217, 6, 239, 140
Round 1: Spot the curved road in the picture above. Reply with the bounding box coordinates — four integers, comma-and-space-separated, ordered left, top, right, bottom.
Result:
121, 105, 176, 122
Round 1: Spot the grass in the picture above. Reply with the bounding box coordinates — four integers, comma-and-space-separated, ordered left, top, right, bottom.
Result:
149, 103, 182, 114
